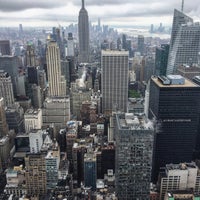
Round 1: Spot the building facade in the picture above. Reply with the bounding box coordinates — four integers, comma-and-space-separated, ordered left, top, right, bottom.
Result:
0, 71, 15, 107
115, 113, 154, 199
166, 9, 200, 75
46, 41, 66, 97
149, 75, 200, 183
101, 50, 129, 114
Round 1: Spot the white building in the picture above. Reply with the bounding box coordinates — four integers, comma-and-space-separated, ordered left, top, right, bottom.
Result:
24, 109, 42, 133
29, 129, 43, 153
159, 162, 200, 200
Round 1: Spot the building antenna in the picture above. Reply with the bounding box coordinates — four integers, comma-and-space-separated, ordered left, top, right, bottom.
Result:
181, 0, 184, 12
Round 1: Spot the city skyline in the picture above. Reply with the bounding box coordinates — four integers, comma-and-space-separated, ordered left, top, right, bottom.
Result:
0, 0, 199, 27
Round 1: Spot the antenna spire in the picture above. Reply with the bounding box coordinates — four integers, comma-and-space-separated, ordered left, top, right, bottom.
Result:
82, 0, 85, 8
181, 0, 184, 12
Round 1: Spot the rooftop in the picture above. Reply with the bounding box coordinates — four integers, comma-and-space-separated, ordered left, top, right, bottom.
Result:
152, 76, 198, 88
102, 50, 129, 56
25, 108, 41, 116
166, 162, 197, 171
116, 113, 154, 131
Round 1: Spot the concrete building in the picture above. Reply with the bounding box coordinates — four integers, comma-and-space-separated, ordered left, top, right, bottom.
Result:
45, 144, 60, 190
24, 109, 42, 133
67, 32, 74, 57
5, 103, 24, 134
29, 130, 43, 154
42, 97, 70, 131
177, 64, 200, 80
78, 0, 89, 63
0, 70, 15, 107
0, 98, 9, 137
101, 50, 129, 114
25, 44, 36, 67
46, 41, 66, 97
158, 162, 200, 200
25, 153, 47, 196
0, 40, 11, 55
149, 75, 200, 183
71, 90, 91, 119
4, 166, 27, 197
31, 84, 42, 108
115, 113, 154, 199
0, 136, 10, 169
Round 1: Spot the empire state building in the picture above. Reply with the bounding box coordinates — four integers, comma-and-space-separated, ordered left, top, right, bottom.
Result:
78, 0, 89, 63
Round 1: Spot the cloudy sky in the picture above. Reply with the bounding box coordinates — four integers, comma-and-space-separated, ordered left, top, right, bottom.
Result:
0, 0, 199, 27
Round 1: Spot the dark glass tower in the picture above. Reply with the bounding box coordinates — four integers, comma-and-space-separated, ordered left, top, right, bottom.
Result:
78, 0, 89, 63
149, 76, 200, 183
155, 44, 169, 76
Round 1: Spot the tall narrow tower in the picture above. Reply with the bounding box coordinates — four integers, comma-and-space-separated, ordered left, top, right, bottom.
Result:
78, 0, 89, 63
46, 41, 66, 97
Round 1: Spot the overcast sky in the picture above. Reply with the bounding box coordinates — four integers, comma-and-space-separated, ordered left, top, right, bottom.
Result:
0, 0, 199, 28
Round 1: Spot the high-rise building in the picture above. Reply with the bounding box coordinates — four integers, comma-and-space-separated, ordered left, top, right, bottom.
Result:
29, 129, 43, 154
31, 84, 42, 108
5, 103, 24, 134
84, 152, 97, 190
45, 145, 60, 190
42, 97, 70, 131
166, 9, 199, 74
25, 44, 36, 67
24, 109, 42, 133
0, 136, 10, 169
0, 71, 15, 107
101, 50, 129, 114
0, 98, 9, 137
78, 0, 89, 63
155, 44, 169, 76
25, 153, 47, 196
46, 41, 66, 97
137, 35, 145, 55
149, 75, 200, 183
115, 113, 154, 199
67, 33, 74, 57
122, 34, 127, 50
158, 162, 200, 200
0, 56, 20, 96
0, 40, 11, 56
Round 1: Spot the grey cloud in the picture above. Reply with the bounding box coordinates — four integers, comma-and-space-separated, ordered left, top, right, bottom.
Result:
0, 0, 66, 12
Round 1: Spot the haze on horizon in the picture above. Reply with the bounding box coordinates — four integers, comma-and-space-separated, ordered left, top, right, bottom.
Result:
0, 0, 199, 28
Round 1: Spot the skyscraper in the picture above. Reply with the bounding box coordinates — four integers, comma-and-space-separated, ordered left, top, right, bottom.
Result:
149, 75, 200, 182
0, 98, 9, 138
78, 0, 89, 63
0, 56, 20, 97
46, 41, 66, 97
101, 50, 129, 114
25, 153, 47, 196
67, 33, 74, 57
0, 71, 15, 107
166, 9, 199, 75
0, 40, 11, 56
137, 35, 145, 55
25, 44, 36, 67
115, 113, 154, 199
155, 44, 169, 76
